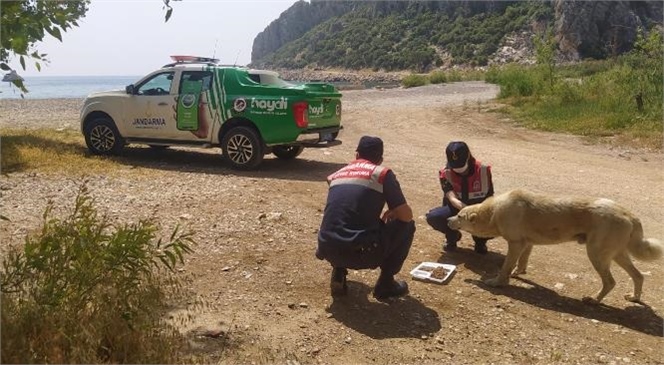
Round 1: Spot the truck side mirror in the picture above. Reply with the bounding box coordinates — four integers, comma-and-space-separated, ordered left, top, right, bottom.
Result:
125, 84, 135, 94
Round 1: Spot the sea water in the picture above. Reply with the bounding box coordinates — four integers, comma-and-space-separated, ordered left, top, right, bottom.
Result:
0, 75, 140, 99
0, 75, 398, 99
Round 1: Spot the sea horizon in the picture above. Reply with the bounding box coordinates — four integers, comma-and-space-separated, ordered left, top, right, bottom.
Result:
0, 75, 142, 100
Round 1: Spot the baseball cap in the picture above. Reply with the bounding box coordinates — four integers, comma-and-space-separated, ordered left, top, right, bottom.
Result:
356, 136, 384, 163
446, 141, 470, 168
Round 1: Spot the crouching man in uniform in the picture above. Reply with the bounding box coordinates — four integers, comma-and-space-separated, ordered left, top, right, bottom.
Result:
316, 136, 416, 300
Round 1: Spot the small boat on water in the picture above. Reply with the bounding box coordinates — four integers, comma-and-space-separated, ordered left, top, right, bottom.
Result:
2, 70, 24, 82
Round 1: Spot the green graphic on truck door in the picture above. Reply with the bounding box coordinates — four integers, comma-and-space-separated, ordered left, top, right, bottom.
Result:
177, 79, 202, 131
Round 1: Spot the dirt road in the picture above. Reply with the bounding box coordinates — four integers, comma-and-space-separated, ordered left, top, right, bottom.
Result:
1, 82, 663, 364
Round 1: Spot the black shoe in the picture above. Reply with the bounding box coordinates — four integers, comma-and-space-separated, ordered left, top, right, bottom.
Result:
474, 242, 488, 254
330, 267, 348, 297
443, 242, 457, 252
373, 277, 409, 300
443, 231, 462, 252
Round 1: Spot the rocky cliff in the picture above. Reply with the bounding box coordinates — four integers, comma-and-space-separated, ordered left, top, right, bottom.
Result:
554, 0, 663, 61
252, 0, 663, 70
251, 1, 357, 62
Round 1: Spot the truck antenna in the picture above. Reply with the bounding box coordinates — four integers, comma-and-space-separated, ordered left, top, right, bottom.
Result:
234, 50, 241, 67
212, 39, 218, 59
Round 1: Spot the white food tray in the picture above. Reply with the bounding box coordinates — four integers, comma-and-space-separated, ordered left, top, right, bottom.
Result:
410, 262, 456, 284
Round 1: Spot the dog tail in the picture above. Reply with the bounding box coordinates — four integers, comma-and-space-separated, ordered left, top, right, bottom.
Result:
628, 219, 663, 261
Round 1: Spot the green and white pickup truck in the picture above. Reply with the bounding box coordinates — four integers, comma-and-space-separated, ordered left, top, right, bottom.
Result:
80, 56, 342, 169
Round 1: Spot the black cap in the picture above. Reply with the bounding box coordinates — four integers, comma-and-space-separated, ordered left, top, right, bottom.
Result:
356, 136, 383, 163
446, 141, 470, 168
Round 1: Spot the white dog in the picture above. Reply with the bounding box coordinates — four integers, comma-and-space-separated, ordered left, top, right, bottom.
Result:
447, 189, 663, 304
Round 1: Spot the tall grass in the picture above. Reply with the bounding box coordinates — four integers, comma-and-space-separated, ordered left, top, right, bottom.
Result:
402, 68, 485, 88
485, 29, 663, 149
1, 185, 196, 363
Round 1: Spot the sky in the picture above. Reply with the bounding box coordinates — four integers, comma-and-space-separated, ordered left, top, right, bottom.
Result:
9, 0, 300, 77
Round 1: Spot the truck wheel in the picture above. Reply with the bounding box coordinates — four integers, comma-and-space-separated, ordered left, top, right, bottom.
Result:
84, 117, 124, 155
273, 145, 304, 160
222, 126, 264, 170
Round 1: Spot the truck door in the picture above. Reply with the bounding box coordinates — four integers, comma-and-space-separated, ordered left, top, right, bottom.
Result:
124, 71, 177, 138
171, 70, 215, 141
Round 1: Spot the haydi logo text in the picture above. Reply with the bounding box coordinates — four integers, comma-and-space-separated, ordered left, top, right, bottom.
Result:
251, 97, 288, 111
309, 103, 324, 115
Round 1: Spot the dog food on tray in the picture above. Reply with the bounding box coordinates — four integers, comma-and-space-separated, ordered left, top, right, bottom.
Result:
410, 262, 456, 284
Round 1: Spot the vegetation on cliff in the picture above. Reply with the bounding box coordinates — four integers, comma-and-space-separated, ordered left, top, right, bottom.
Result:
486, 29, 663, 149
253, 1, 553, 71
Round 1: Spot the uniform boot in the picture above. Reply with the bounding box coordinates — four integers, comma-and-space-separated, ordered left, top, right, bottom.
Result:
373, 273, 409, 300
443, 231, 462, 252
330, 267, 348, 297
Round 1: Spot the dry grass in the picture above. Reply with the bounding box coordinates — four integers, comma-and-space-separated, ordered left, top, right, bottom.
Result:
1, 128, 126, 175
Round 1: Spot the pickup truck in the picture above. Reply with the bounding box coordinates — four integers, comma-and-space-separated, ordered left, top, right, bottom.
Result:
80, 56, 342, 169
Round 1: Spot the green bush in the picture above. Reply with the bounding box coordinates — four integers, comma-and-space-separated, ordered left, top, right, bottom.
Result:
557, 59, 614, 78
485, 30, 663, 149
401, 74, 428, 88
486, 64, 543, 98
552, 79, 582, 103
1, 185, 195, 363
428, 71, 447, 84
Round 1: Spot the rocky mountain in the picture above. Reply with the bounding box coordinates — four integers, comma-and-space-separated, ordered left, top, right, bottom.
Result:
554, 0, 663, 61
251, 0, 663, 71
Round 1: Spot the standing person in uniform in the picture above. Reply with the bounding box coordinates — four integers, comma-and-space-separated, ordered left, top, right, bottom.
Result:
425, 141, 494, 254
317, 136, 416, 299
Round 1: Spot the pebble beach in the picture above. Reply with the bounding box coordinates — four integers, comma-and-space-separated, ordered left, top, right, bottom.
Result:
0, 98, 84, 130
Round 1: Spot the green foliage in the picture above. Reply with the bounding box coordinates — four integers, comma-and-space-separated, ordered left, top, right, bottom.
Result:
0, 1, 90, 93
557, 59, 615, 78
485, 64, 543, 98
486, 27, 663, 149
258, 1, 554, 71
401, 74, 428, 88
533, 28, 557, 89
428, 71, 447, 84
1, 184, 195, 363
620, 28, 664, 115
1, 1, 176, 95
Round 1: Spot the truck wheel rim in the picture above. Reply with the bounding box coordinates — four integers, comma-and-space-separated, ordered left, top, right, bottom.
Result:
227, 134, 253, 164
90, 125, 116, 152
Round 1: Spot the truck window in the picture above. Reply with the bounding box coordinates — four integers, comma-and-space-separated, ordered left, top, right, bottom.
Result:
248, 72, 291, 87
180, 71, 213, 91
136, 72, 174, 96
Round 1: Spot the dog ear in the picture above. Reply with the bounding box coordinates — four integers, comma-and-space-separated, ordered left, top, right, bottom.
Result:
469, 213, 477, 223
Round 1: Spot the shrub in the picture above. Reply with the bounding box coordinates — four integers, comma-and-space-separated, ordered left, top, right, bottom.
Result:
1, 184, 195, 363
428, 71, 447, 84
486, 64, 543, 98
401, 74, 428, 88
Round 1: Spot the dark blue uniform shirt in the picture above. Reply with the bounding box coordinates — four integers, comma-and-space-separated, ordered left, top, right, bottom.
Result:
318, 169, 406, 249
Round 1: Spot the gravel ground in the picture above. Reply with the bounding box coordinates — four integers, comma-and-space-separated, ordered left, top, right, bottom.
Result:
1, 82, 663, 364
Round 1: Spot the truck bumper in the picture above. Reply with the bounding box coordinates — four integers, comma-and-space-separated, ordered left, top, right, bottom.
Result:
295, 126, 342, 148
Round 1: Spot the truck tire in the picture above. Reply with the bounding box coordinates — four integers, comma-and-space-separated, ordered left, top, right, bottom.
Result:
84, 117, 125, 155
273, 145, 304, 160
222, 126, 264, 170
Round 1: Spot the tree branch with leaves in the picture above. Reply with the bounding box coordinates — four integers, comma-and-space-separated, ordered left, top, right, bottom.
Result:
0, 0, 177, 96
0, 0, 90, 93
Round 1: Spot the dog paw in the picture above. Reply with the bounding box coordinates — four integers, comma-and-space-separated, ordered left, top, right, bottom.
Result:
624, 294, 640, 303
484, 277, 508, 287
582, 296, 600, 305
511, 269, 526, 277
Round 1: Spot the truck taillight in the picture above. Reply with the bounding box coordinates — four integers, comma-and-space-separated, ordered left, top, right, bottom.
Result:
293, 101, 308, 128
